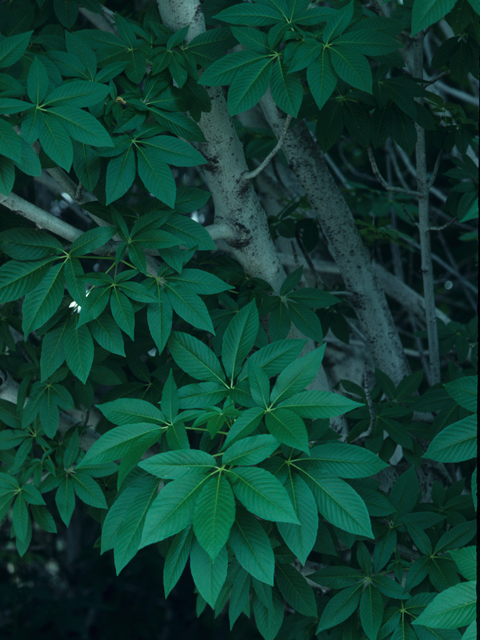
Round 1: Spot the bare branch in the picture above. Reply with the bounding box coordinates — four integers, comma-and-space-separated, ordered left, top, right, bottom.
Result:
79, 7, 116, 33
428, 218, 455, 232
0, 191, 83, 243
367, 146, 422, 197
243, 115, 292, 180
426, 149, 443, 189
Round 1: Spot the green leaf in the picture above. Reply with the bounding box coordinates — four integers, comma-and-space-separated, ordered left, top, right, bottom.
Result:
163, 216, 215, 251
297, 443, 387, 478
360, 584, 384, 640
278, 389, 363, 417
136, 146, 176, 208
72, 141, 100, 192
98, 398, 165, 426
78, 423, 163, 467
15, 138, 42, 177
247, 361, 271, 408
270, 346, 325, 403
166, 286, 215, 334
101, 476, 159, 564
424, 415, 477, 463
64, 316, 94, 384
150, 108, 205, 141
317, 584, 362, 633
48, 106, 113, 147
199, 49, 266, 86
40, 114, 73, 171
193, 474, 235, 561
331, 45, 372, 93
141, 474, 207, 546
164, 526, 193, 597
31, 505, 57, 533
412, 581, 476, 629
147, 285, 172, 356
301, 470, 373, 537
276, 563, 317, 617
53, 0, 79, 28
448, 547, 476, 581
222, 301, 259, 380
0, 31, 33, 69
110, 289, 135, 339
90, 313, 126, 357
277, 473, 318, 565
0, 156, 15, 195
252, 589, 284, 640
265, 408, 309, 453
13, 493, 30, 541
168, 269, 230, 295
411, 0, 457, 36
323, 2, 354, 43
0, 119, 21, 162
55, 476, 76, 526
0, 228, 62, 261
223, 435, 279, 467
434, 521, 477, 554
139, 136, 206, 167
72, 472, 107, 509
27, 57, 49, 105
214, 4, 284, 26
21, 263, 64, 335
227, 58, 273, 116
244, 339, 307, 379
228, 506, 275, 585
43, 81, 110, 108
307, 48, 337, 111
308, 566, 363, 589
444, 376, 477, 412
190, 539, 228, 609
105, 147, 136, 205
70, 227, 116, 257
139, 450, 216, 479
333, 29, 401, 56
112, 476, 159, 574
287, 300, 323, 342
271, 60, 303, 117
228, 466, 300, 525
223, 406, 265, 448
169, 332, 225, 383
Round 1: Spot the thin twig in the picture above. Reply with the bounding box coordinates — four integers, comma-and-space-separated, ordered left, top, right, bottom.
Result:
79, 7, 117, 33
428, 218, 455, 232
295, 232, 324, 289
243, 115, 292, 180
367, 147, 422, 197
426, 149, 442, 189
363, 363, 376, 434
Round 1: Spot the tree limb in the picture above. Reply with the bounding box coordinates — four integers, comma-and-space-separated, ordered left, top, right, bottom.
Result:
243, 115, 292, 180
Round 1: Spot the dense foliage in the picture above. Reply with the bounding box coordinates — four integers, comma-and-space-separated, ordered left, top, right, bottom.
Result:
0, 0, 477, 639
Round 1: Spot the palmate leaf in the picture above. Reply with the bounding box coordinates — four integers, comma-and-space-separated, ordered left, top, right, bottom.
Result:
330, 44, 372, 93
105, 146, 135, 204
0, 258, 53, 304
193, 474, 235, 561
270, 346, 326, 403
227, 58, 274, 116
423, 415, 476, 463
169, 332, 225, 384
139, 450, 216, 479
228, 466, 299, 525
139, 136, 206, 167
265, 408, 309, 453
412, 581, 476, 629
297, 442, 387, 478
411, 0, 457, 36
444, 376, 477, 412
166, 285, 215, 334
77, 423, 163, 467
90, 312, 126, 356
137, 146, 176, 208
223, 435, 279, 467
164, 526, 193, 597
190, 539, 228, 609
360, 583, 384, 640
0, 156, 15, 195
301, 469, 373, 538
141, 474, 208, 546
228, 506, 275, 585
252, 589, 284, 640
277, 473, 318, 565
147, 283, 172, 356
199, 49, 267, 86
98, 398, 165, 426
48, 106, 113, 147
270, 60, 303, 117
63, 315, 94, 384
307, 48, 337, 111
317, 583, 362, 633
43, 80, 110, 108
0, 31, 33, 69
222, 300, 259, 380
275, 564, 317, 617
40, 114, 73, 171
214, 4, 284, 26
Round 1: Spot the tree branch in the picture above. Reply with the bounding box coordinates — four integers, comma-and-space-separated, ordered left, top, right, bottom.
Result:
243, 115, 292, 180
367, 146, 422, 197
79, 7, 117, 33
